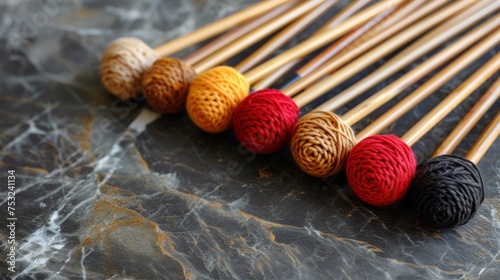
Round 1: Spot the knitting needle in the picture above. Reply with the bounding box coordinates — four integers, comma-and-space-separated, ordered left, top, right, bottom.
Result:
235, 0, 340, 73
299, 0, 491, 110
241, 0, 405, 84
252, 0, 374, 89
281, 0, 447, 97
341, 17, 500, 126
356, 30, 500, 141
345, 52, 500, 207
433, 77, 500, 156
193, 1, 324, 73
100, 0, 288, 98
466, 107, 500, 164
183, 2, 297, 65
409, 78, 500, 229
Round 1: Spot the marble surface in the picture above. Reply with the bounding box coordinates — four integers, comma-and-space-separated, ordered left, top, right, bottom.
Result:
1, 0, 499, 279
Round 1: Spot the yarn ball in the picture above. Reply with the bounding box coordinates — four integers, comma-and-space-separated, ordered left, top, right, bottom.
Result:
142, 58, 197, 114
290, 111, 356, 177
100, 37, 158, 100
233, 89, 299, 154
187, 66, 249, 133
409, 155, 484, 229
346, 135, 417, 206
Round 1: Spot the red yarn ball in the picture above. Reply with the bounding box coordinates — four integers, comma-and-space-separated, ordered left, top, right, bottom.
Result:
233, 89, 299, 154
345, 135, 417, 206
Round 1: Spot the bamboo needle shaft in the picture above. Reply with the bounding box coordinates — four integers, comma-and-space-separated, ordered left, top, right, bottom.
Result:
235, 0, 339, 73
153, 0, 288, 57
252, 0, 373, 90
193, 1, 321, 73
313, 0, 495, 112
183, 1, 296, 66
244, 0, 404, 84
341, 17, 500, 126
282, 0, 446, 97
434, 77, 500, 157
401, 52, 500, 146
355, 29, 500, 140
466, 106, 500, 164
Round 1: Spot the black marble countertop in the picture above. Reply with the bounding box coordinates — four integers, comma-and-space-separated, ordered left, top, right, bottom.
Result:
1, 0, 499, 279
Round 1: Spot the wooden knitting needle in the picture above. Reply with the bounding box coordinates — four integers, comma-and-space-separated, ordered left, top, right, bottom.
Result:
356, 29, 500, 140
309, 0, 495, 111
434, 77, 500, 157
252, 0, 374, 89
193, 1, 323, 73
401, 52, 500, 146
153, 1, 288, 57
101, 1, 291, 99
183, 1, 297, 65
341, 17, 500, 126
466, 107, 500, 164
242, 0, 405, 85
235, 0, 340, 73
282, 0, 448, 98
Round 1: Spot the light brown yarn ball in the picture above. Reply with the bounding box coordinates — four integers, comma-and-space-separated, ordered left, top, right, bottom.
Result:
100, 37, 158, 100
142, 58, 196, 114
186, 66, 249, 133
290, 111, 356, 178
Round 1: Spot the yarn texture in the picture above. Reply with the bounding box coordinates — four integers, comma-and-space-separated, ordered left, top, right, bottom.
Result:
233, 89, 299, 154
100, 37, 158, 100
409, 155, 484, 229
346, 135, 416, 206
142, 58, 197, 114
187, 66, 249, 133
290, 111, 356, 177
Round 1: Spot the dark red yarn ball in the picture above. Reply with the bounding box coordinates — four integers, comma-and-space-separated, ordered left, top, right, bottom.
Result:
233, 89, 299, 154
346, 134, 417, 206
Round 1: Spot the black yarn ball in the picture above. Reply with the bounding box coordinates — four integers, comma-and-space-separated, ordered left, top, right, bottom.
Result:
409, 155, 484, 229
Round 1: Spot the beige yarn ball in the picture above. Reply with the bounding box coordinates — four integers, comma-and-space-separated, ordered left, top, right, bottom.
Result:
290, 111, 356, 178
100, 37, 158, 100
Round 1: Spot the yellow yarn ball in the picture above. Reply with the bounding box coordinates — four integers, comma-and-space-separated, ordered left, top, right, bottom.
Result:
187, 66, 249, 133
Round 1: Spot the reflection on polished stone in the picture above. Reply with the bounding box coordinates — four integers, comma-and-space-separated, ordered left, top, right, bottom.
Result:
0, 0, 499, 279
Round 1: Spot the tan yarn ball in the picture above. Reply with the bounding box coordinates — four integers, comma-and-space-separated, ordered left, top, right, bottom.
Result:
142, 58, 197, 114
186, 66, 249, 133
100, 37, 158, 100
290, 111, 356, 178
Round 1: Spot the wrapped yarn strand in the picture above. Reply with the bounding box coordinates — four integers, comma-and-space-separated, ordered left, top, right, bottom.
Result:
99, 0, 286, 99
346, 52, 500, 208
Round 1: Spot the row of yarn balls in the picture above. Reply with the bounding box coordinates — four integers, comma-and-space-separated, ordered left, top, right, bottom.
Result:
101, 38, 484, 230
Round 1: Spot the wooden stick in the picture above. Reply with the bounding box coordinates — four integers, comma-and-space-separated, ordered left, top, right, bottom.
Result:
193, 1, 321, 73
466, 106, 500, 164
434, 77, 500, 157
183, 1, 297, 65
341, 17, 500, 126
282, 0, 448, 99
235, 0, 339, 73
401, 52, 500, 147
252, 0, 374, 89
312, 0, 495, 112
153, 0, 287, 57
243, 0, 405, 84
355, 30, 500, 140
